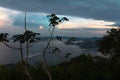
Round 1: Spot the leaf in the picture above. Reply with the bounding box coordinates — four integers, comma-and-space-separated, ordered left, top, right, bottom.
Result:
56, 36, 62, 41
47, 13, 69, 27
0, 33, 9, 42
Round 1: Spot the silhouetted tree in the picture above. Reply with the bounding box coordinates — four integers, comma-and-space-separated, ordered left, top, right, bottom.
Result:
0, 33, 20, 50
13, 30, 40, 80
12, 13, 40, 80
42, 13, 68, 80
97, 28, 120, 57
0, 33, 9, 42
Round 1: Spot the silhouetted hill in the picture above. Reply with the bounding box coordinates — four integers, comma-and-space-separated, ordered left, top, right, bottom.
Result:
65, 37, 101, 49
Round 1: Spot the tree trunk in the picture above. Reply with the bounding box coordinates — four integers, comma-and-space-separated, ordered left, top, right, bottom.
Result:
20, 42, 32, 80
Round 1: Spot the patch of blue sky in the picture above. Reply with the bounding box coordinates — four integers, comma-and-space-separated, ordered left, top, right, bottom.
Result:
12, 13, 50, 28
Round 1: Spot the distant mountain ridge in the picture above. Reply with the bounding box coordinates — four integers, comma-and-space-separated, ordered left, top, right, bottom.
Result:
65, 37, 101, 49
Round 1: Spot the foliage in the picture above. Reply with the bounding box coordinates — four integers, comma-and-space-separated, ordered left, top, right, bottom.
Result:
47, 13, 69, 27
13, 30, 40, 44
97, 28, 120, 56
0, 13, 68, 80
42, 14, 69, 80
0, 33, 9, 42
13, 30, 40, 80
0, 54, 120, 80
2, 13, 120, 80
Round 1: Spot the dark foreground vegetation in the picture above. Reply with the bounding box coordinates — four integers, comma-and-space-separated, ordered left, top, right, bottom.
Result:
1, 13, 120, 80
0, 54, 120, 80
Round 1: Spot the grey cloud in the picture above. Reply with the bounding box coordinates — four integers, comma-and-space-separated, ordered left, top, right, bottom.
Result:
56, 28, 108, 37
31, 28, 107, 37
0, 0, 120, 22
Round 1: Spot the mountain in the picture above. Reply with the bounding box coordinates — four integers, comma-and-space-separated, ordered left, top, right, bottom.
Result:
65, 37, 101, 49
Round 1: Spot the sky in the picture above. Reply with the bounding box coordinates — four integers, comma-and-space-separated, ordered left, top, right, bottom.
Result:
0, 0, 119, 37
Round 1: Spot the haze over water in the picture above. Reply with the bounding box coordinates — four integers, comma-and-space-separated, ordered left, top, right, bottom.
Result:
0, 40, 98, 65
0, 41, 81, 64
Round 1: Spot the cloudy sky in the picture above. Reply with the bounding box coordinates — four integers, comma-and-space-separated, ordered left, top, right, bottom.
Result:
0, 0, 119, 37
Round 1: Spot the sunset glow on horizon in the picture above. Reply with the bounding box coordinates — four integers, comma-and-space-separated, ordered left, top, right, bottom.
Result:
0, 6, 118, 37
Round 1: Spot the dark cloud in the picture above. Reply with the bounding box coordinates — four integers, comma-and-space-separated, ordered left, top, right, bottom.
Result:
0, 0, 120, 22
